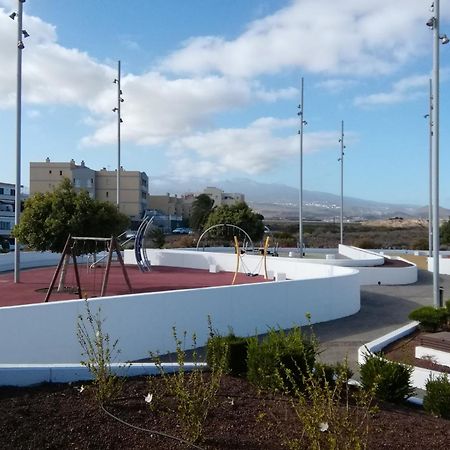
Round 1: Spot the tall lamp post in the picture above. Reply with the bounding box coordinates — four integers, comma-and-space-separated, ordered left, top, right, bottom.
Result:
10, 0, 29, 283
297, 77, 307, 257
427, 0, 449, 307
425, 79, 433, 258
113, 60, 124, 210
338, 120, 345, 245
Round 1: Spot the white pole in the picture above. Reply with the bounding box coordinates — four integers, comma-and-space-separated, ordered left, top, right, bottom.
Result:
431, 0, 441, 308
428, 78, 433, 258
14, 0, 25, 284
339, 120, 344, 245
298, 77, 305, 257
116, 60, 121, 209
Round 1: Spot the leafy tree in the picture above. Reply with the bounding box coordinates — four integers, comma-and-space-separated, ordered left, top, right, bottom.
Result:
13, 178, 130, 252
441, 219, 450, 247
190, 193, 214, 232
204, 201, 264, 242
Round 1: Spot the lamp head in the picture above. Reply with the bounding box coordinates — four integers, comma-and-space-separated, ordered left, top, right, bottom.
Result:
427, 17, 435, 28
9, 12, 17, 20
113, 79, 118, 84
18, 41, 24, 49
22, 30, 29, 38
441, 34, 450, 45
112, 107, 118, 112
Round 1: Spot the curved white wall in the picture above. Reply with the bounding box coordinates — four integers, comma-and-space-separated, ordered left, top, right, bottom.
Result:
428, 256, 450, 275
0, 250, 360, 364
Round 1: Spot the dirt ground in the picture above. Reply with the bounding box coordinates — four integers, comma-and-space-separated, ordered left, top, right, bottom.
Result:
1, 374, 449, 449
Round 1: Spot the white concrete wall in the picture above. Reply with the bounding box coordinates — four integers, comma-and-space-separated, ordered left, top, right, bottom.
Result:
338, 245, 385, 266
0, 251, 360, 365
427, 256, 450, 275
356, 257, 417, 285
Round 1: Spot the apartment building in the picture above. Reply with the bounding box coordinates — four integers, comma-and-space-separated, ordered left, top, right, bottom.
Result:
96, 168, 148, 219
29, 159, 148, 220
0, 182, 16, 240
148, 187, 245, 223
30, 158, 96, 197
203, 187, 245, 206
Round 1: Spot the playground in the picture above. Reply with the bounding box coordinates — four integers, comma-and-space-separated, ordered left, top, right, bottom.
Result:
0, 263, 267, 308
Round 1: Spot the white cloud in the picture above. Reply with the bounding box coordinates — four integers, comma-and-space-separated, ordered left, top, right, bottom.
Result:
354, 74, 429, 107
160, 0, 434, 78
167, 118, 339, 178
315, 79, 358, 94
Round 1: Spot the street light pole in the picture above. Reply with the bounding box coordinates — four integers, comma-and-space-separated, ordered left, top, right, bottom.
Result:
427, 0, 449, 307
113, 60, 123, 210
298, 77, 306, 257
338, 120, 345, 245
427, 78, 433, 259
12, 0, 27, 284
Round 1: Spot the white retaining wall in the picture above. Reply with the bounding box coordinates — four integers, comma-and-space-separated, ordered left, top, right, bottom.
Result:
0, 250, 360, 365
427, 256, 450, 275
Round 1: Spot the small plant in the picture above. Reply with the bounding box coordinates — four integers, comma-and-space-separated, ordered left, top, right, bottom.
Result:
77, 299, 123, 404
314, 361, 353, 388
207, 330, 249, 377
408, 306, 448, 332
423, 374, 450, 419
154, 324, 227, 443
246, 326, 317, 392
284, 359, 373, 450
359, 352, 414, 403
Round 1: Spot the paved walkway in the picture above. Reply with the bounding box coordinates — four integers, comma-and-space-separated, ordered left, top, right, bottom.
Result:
313, 269, 450, 373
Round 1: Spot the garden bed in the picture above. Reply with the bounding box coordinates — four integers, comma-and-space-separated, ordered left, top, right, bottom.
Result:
1, 374, 449, 449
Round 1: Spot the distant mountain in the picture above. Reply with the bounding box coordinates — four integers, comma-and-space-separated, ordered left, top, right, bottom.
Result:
150, 176, 450, 220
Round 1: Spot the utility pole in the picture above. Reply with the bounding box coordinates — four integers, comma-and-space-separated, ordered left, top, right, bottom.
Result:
338, 120, 345, 245
297, 77, 306, 257
113, 60, 123, 210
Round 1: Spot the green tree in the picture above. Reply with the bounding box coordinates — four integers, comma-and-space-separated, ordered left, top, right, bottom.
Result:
190, 193, 214, 232
13, 178, 130, 252
441, 219, 450, 247
204, 201, 264, 242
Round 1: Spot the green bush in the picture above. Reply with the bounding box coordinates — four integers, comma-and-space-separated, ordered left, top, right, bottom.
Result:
408, 306, 448, 332
424, 374, 450, 419
360, 352, 414, 403
246, 326, 317, 391
445, 299, 450, 314
206, 333, 249, 377
314, 362, 353, 388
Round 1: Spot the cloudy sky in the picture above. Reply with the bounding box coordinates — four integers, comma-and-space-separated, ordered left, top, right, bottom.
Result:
0, 0, 449, 206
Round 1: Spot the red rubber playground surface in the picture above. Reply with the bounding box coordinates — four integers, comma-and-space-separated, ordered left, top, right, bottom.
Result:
0, 264, 268, 308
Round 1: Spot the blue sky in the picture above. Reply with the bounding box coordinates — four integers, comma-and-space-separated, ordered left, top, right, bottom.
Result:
0, 0, 450, 206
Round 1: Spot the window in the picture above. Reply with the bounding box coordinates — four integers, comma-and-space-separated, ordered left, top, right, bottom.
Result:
10, 189, 15, 196
106, 191, 109, 198
59, 170, 63, 176
49, 170, 52, 174
0, 221, 11, 230
0, 188, 3, 195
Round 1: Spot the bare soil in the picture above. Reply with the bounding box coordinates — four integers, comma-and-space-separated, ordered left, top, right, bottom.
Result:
1, 374, 449, 449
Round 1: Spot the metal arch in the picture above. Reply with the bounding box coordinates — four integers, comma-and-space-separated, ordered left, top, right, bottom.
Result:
196, 223, 254, 251
141, 215, 155, 269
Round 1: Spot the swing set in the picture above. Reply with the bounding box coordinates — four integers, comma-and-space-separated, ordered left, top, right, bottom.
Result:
44, 235, 132, 302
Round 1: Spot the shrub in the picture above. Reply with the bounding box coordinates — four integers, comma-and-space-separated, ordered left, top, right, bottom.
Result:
285, 359, 373, 450
314, 361, 353, 388
77, 299, 123, 404
246, 326, 317, 391
154, 326, 227, 443
359, 352, 414, 403
408, 306, 448, 332
423, 374, 450, 419
207, 332, 249, 377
